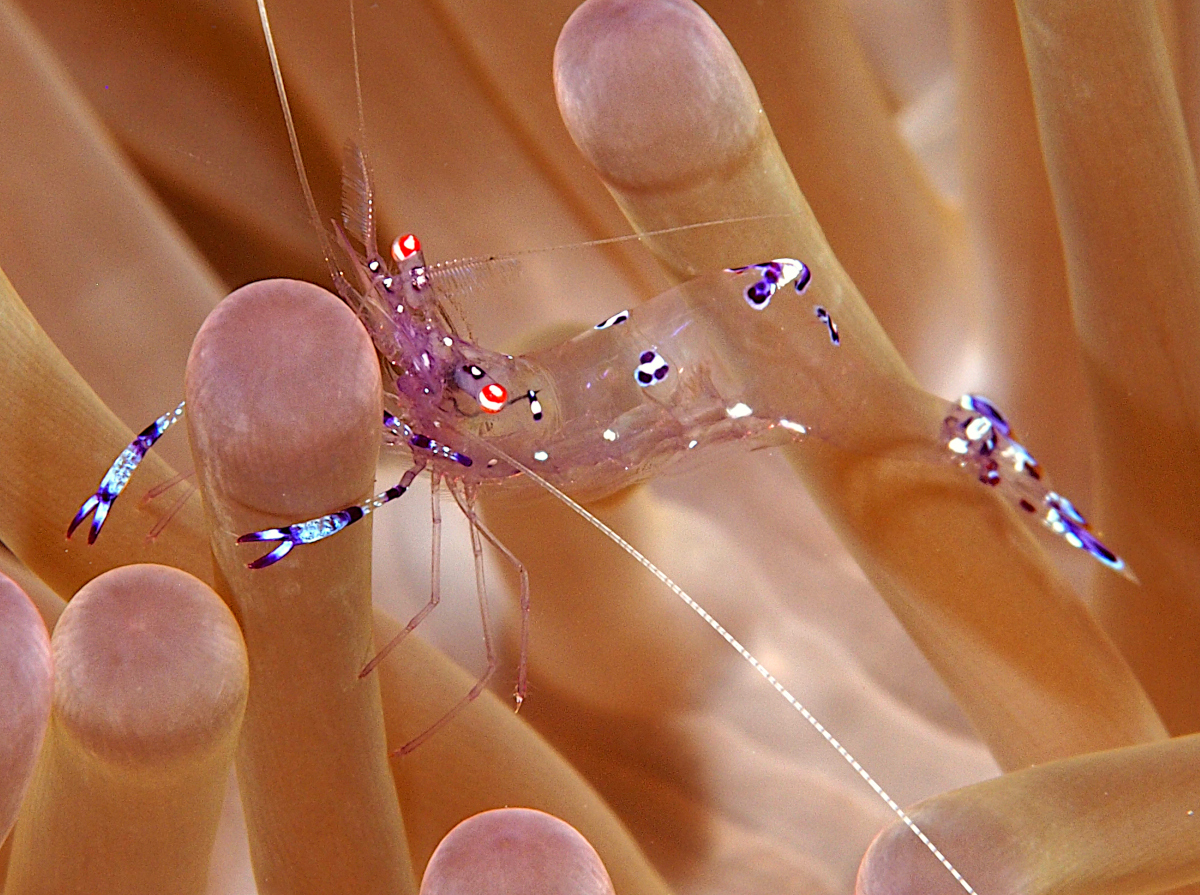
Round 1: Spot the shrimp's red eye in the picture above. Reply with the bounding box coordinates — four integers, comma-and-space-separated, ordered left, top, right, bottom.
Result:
392, 233, 421, 262
479, 383, 507, 413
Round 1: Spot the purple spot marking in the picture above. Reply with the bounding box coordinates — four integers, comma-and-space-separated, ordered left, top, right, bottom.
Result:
962, 395, 1010, 436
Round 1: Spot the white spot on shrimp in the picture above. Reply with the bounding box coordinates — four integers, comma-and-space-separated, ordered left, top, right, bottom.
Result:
965, 417, 993, 441
603, 429, 618, 442
726, 403, 753, 419
595, 310, 630, 330
948, 437, 970, 455
442, 336, 454, 347
533, 450, 549, 462
634, 350, 669, 387
779, 418, 808, 435
687, 439, 698, 449
777, 259, 805, 287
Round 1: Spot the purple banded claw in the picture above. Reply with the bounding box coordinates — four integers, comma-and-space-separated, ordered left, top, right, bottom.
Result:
237, 508, 363, 569
236, 463, 423, 569
67, 402, 186, 544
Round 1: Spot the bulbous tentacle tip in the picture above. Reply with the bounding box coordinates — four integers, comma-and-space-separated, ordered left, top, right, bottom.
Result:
553, 0, 761, 190
857, 804, 1012, 895
420, 807, 615, 895
51, 564, 247, 766
0, 574, 52, 840
858, 825, 954, 895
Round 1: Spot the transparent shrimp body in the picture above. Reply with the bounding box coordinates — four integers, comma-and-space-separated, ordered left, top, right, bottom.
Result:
68, 228, 1131, 579
474, 263, 817, 496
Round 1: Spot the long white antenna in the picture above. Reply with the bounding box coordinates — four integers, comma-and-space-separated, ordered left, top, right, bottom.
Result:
256, 0, 336, 267
435, 212, 800, 270
485, 441, 977, 895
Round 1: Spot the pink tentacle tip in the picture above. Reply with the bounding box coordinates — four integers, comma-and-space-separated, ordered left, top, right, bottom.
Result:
420, 808, 614, 895
0, 575, 53, 840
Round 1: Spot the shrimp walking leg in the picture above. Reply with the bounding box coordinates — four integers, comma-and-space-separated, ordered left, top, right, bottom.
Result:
359, 475, 443, 679
237, 458, 427, 569
67, 401, 186, 543
451, 485, 532, 708
144, 478, 199, 542
394, 486, 498, 756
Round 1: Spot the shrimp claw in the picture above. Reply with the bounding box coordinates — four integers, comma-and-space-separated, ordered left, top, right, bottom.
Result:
238, 460, 427, 569
67, 401, 187, 544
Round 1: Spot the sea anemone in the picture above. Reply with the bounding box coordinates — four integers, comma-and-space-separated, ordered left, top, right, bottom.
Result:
0, 1, 1196, 894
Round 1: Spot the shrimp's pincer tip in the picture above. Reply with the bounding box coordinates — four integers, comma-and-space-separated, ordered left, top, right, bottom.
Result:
66, 494, 109, 545
237, 508, 360, 569
236, 473, 422, 569
237, 528, 298, 569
